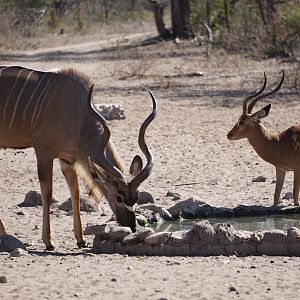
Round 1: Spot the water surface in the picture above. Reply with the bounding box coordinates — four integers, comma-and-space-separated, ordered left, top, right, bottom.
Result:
152, 214, 300, 232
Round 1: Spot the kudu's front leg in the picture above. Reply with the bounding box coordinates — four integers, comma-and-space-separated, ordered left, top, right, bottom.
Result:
36, 152, 54, 250
274, 168, 286, 206
293, 170, 300, 206
60, 160, 86, 248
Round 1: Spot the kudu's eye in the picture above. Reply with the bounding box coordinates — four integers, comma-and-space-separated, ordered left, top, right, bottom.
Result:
116, 193, 124, 203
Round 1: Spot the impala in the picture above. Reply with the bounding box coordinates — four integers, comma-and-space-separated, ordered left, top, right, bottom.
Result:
227, 71, 300, 206
0, 66, 157, 250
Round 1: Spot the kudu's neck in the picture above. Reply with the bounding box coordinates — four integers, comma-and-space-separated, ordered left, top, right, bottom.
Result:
83, 123, 125, 174
246, 122, 279, 163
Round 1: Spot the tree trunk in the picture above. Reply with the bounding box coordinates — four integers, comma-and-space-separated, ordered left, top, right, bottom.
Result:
266, 0, 276, 45
171, 0, 194, 39
149, 0, 172, 39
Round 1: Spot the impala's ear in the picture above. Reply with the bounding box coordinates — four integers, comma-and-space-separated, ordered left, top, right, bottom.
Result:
252, 104, 271, 121
129, 155, 143, 177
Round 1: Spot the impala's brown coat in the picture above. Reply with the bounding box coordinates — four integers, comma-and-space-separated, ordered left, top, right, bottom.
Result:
227, 72, 300, 206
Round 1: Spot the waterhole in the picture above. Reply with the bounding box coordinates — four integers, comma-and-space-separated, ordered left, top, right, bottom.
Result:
152, 214, 300, 232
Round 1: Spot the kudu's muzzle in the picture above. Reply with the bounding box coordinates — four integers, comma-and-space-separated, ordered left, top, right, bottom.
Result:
115, 204, 137, 232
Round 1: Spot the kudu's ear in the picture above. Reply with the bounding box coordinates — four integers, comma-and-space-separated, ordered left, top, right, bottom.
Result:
252, 104, 271, 121
129, 155, 143, 177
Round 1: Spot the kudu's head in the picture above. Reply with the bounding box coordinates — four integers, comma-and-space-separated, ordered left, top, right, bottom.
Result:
87, 86, 157, 232
227, 71, 284, 140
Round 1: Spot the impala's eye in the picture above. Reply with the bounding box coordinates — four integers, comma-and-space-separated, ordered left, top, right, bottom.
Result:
239, 119, 245, 126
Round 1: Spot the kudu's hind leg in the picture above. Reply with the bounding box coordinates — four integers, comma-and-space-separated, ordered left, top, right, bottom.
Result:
36, 152, 54, 250
60, 160, 86, 248
274, 168, 286, 206
0, 219, 7, 236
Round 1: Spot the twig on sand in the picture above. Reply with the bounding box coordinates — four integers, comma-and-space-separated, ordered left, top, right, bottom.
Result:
173, 182, 202, 187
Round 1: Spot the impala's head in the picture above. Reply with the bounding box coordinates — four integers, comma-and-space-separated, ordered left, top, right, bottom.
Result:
87, 87, 157, 232
227, 71, 284, 141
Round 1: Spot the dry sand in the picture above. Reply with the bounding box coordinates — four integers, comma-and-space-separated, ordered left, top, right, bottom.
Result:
1, 30, 300, 299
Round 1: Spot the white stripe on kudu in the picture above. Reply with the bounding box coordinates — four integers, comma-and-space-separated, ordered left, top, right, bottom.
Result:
9, 70, 35, 129
3, 68, 27, 121
0, 66, 10, 77
31, 76, 52, 125
33, 78, 52, 126
23, 73, 47, 121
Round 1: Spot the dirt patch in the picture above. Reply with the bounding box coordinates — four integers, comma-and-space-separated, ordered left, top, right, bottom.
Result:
0, 31, 300, 299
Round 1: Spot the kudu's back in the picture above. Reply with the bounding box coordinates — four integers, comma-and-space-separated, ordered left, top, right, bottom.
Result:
0, 66, 91, 153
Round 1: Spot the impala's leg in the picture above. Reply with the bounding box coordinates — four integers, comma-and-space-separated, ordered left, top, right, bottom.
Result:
60, 160, 86, 248
0, 219, 6, 236
36, 152, 54, 250
274, 168, 286, 205
293, 170, 300, 206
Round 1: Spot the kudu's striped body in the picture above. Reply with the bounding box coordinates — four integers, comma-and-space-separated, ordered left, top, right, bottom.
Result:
0, 66, 157, 250
227, 71, 300, 206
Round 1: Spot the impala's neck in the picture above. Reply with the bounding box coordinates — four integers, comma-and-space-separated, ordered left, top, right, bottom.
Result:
247, 122, 279, 163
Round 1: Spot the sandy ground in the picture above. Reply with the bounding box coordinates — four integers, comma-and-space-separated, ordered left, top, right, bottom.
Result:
1, 29, 300, 299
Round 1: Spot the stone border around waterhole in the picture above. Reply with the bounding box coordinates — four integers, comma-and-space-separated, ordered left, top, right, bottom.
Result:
84, 221, 300, 257
85, 198, 300, 257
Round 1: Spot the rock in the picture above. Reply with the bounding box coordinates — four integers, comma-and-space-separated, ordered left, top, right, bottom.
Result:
166, 191, 182, 201
144, 232, 171, 246
159, 208, 176, 221
84, 222, 117, 238
109, 227, 132, 241
192, 220, 214, 240
94, 104, 125, 120
0, 276, 7, 283
58, 197, 98, 212
250, 232, 264, 243
258, 230, 287, 256
137, 204, 175, 221
122, 232, 140, 246
136, 227, 155, 241
16, 211, 27, 216
283, 192, 293, 200
18, 190, 58, 207
252, 176, 267, 182
139, 204, 164, 213
215, 224, 237, 243
287, 227, 300, 255
287, 227, 300, 239
136, 214, 147, 226
0, 234, 27, 252
196, 204, 234, 218
168, 230, 189, 246
122, 227, 154, 246
9, 248, 28, 257
137, 191, 155, 205
170, 198, 206, 218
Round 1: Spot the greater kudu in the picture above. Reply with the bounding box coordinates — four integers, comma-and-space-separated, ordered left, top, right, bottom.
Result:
227, 71, 300, 206
0, 66, 157, 250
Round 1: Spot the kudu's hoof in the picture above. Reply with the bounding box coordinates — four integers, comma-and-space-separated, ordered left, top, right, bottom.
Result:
45, 244, 55, 251
77, 241, 88, 248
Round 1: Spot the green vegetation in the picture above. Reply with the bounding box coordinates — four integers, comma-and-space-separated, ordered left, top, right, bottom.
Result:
0, 0, 299, 59
190, 0, 300, 59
